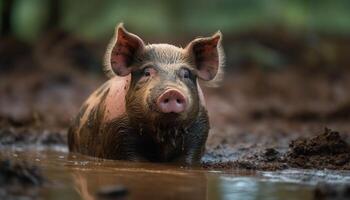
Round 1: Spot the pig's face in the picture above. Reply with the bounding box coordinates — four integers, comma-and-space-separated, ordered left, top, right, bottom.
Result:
104, 23, 224, 129
125, 45, 200, 127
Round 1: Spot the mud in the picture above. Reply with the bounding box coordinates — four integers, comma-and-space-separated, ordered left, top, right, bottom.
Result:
0, 159, 44, 186
0, 159, 44, 200
203, 128, 350, 170
314, 183, 350, 200
1, 31, 350, 199
287, 128, 350, 169
96, 185, 129, 200
2, 68, 350, 171
0, 127, 66, 146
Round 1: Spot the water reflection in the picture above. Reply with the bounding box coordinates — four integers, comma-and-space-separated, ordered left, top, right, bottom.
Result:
261, 170, 350, 184
69, 163, 209, 199
65, 152, 212, 200
215, 176, 313, 200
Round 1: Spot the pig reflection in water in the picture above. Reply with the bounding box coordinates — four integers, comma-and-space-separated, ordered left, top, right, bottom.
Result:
71, 167, 211, 200
68, 23, 225, 165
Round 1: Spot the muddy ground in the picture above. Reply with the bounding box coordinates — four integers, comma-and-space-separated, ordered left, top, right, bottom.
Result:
0, 30, 350, 164
1, 66, 350, 171
1, 33, 350, 199
0, 33, 350, 170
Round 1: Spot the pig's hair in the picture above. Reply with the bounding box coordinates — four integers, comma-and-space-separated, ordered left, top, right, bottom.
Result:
103, 23, 225, 87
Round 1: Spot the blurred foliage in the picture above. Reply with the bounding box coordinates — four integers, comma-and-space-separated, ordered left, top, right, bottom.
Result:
1, 0, 350, 43
12, 0, 49, 41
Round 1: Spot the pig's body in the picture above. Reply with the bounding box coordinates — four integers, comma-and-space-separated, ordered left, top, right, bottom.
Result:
68, 76, 209, 163
68, 24, 224, 164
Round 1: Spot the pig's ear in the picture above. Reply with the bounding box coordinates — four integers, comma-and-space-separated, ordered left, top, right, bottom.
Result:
104, 23, 145, 77
185, 31, 224, 81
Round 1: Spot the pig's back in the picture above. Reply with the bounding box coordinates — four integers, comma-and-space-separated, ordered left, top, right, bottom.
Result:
103, 75, 131, 121
68, 75, 130, 152
82, 75, 130, 125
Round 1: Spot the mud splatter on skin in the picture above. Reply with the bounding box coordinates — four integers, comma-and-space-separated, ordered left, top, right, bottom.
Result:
68, 102, 89, 151
68, 88, 109, 155
92, 105, 210, 163
106, 58, 207, 163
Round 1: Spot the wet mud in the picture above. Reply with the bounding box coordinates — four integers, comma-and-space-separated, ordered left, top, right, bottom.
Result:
1, 69, 350, 171
204, 128, 350, 170
314, 183, 350, 200
1, 34, 350, 199
287, 128, 350, 170
0, 159, 44, 200
0, 127, 66, 146
0, 159, 44, 186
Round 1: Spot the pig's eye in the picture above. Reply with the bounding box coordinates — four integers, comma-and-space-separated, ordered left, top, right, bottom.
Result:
143, 67, 155, 77
180, 68, 191, 79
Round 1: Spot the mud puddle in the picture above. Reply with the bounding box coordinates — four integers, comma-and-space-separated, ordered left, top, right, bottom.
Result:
1, 146, 349, 200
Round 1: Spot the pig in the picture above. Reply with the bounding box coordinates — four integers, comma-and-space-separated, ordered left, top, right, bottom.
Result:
68, 23, 224, 165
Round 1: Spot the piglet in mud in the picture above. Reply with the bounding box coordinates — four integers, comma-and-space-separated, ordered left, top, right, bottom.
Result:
68, 23, 224, 165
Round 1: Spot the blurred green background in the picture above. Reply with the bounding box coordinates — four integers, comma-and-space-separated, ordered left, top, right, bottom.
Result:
2, 0, 350, 41
1, 0, 350, 72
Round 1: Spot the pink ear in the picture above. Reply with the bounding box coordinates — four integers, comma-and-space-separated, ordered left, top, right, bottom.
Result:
110, 24, 144, 76
186, 32, 222, 81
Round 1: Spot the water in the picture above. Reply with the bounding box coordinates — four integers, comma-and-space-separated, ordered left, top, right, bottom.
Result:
1, 145, 349, 200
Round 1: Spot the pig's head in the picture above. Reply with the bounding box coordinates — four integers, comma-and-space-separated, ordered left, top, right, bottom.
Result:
104, 23, 224, 131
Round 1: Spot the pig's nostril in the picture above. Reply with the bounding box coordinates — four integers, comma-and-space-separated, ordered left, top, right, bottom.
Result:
176, 99, 182, 104
164, 99, 169, 103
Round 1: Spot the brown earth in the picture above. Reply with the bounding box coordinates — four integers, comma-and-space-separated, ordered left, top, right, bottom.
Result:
1, 33, 350, 172
203, 128, 350, 170
1, 68, 350, 171
314, 183, 350, 200
0, 159, 44, 200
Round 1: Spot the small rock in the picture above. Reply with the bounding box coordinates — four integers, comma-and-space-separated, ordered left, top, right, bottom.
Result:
262, 148, 279, 162
96, 185, 129, 199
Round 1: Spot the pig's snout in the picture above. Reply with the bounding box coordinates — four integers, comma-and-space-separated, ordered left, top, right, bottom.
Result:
157, 89, 187, 113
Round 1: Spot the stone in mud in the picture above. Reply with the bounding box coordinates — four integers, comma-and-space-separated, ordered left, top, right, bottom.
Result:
261, 148, 280, 162
96, 185, 129, 199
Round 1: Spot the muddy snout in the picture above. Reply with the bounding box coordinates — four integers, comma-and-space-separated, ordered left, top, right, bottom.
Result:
157, 89, 187, 113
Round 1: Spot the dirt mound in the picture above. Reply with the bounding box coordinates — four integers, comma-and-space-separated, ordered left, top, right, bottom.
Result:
203, 128, 350, 170
289, 128, 349, 156
286, 128, 350, 169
